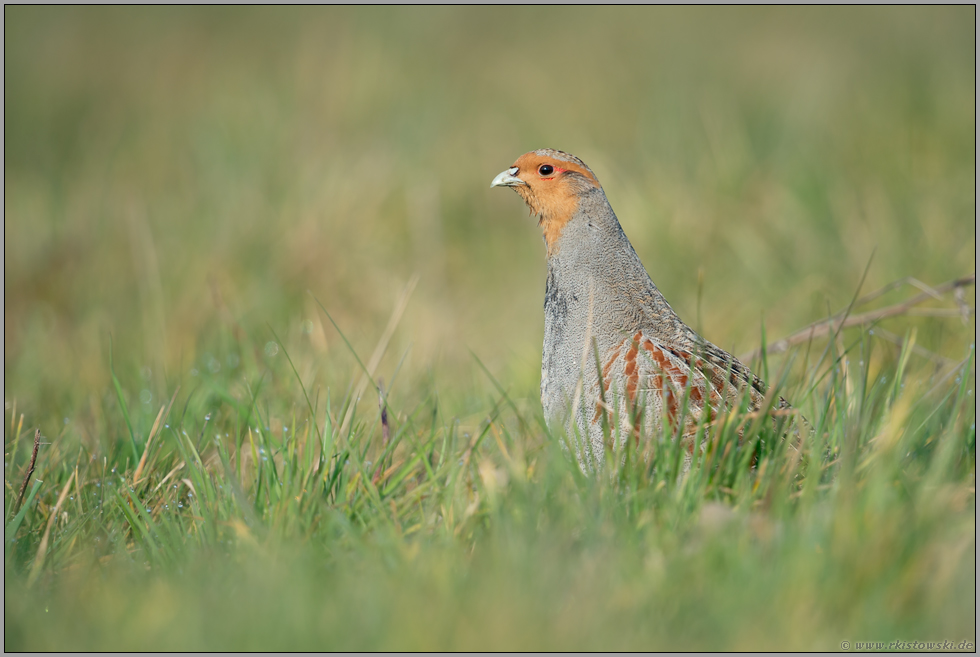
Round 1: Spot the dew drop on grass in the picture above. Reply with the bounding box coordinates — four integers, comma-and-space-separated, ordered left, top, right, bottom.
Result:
265, 341, 279, 358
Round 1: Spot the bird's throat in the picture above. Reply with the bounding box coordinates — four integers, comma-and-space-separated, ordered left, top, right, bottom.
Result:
520, 191, 580, 255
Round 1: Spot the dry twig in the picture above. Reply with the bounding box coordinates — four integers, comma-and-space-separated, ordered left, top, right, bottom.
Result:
15, 429, 41, 511
740, 273, 975, 363
373, 378, 390, 484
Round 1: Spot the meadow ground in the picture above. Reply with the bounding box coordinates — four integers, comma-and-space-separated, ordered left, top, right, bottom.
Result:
4, 7, 976, 650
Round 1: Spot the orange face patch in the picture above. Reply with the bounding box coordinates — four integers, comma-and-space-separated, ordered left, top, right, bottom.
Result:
509, 151, 600, 253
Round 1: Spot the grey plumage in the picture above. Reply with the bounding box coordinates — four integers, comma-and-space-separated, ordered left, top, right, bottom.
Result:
493, 149, 791, 471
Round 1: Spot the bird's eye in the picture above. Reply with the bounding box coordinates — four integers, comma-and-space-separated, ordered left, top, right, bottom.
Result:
538, 164, 554, 176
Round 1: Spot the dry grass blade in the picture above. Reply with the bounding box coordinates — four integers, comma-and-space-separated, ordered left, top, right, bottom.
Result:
133, 388, 180, 486
740, 273, 976, 362
151, 462, 186, 495
339, 274, 419, 437
132, 403, 166, 484
27, 470, 76, 586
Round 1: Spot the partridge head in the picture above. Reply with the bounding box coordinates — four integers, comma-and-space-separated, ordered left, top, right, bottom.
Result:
492, 148, 790, 470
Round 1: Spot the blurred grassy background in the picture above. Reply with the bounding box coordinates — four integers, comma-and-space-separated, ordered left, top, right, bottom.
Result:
5, 6, 974, 433
3, 7, 976, 650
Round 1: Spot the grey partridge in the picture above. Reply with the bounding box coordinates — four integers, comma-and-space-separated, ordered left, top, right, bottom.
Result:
491, 148, 790, 470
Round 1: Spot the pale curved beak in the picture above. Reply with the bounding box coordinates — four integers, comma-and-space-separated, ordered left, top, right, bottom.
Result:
490, 166, 526, 188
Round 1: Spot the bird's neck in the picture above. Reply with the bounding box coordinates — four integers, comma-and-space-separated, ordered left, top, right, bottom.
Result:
544, 201, 682, 342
